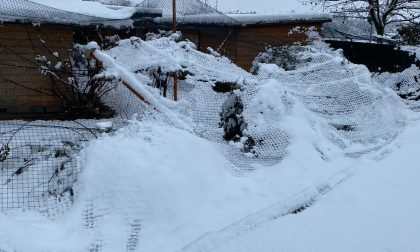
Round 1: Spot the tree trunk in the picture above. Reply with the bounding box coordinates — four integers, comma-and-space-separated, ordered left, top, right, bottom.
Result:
375, 23, 385, 36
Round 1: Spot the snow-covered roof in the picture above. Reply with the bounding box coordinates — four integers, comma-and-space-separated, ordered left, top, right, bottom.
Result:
151, 13, 332, 27
135, 0, 331, 27
0, 0, 162, 28
154, 14, 240, 26
228, 13, 333, 26
137, 0, 240, 26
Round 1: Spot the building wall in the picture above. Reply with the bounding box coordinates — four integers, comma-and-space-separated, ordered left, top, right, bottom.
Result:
183, 28, 238, 62
0, 24, 73, 118
235, 23, 321, 70
182, 23, 322, 70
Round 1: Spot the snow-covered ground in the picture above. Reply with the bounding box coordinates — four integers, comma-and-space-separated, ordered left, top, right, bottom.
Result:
0, 33, 419, 252
1, 112, 419, 252
208, 118, 420, 252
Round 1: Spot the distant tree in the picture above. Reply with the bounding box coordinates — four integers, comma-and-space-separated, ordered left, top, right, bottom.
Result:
306, 0, 420, 35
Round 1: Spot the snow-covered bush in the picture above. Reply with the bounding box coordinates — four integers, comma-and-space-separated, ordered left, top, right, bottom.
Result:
35, 42, 116, 118
220, 93, 246, 141
219, 93, 256, 155
251, 45, 310, 73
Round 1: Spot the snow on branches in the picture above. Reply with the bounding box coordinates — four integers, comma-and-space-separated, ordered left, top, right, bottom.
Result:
305, 0, 420, 35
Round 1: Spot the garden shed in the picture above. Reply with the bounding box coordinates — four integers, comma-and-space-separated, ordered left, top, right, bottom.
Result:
184, 13, 332, 69
137, 2, 332, 70
0, 0, 160, 118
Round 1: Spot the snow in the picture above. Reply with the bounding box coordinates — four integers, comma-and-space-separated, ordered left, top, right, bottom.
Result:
89, 40, 192, 132
244, 79, 288, 129
0, 211, 90, 252
96, 121, 113, 130
2, 108, 419, 252
209, 119, 420, 252
29, 0, 137, 20
401, 46, 420, 61
74, 109, 357, 252
228, 13, 332, 25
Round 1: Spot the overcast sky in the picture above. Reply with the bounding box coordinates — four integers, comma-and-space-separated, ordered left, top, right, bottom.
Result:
208, 0, 323, 14
130, 0, 325, 14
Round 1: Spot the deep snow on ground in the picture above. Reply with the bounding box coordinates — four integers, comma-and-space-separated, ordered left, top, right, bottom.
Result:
209, 118, 420, 252
1, 114, 420, 252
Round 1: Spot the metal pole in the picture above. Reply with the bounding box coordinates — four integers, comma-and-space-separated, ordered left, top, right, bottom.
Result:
172, 0, 177, 33
172, 0, 178, 101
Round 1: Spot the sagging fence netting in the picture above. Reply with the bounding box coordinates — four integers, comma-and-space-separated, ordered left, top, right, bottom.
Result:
0, 32, 417, 251
374, 65, 420, 111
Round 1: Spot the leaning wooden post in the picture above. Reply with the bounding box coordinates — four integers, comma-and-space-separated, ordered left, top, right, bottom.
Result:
172, 0, 178, 101
85, 47, 151, 107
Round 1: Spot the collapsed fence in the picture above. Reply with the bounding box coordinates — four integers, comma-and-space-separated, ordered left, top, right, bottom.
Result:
0, 30, 416, 252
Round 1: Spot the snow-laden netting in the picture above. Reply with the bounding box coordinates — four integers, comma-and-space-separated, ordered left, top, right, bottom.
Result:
0, 120, 115, 213
0, 0, 155, 27
0, 34, 413, 252
99, 35, 406, 172
374, 65, 420, 111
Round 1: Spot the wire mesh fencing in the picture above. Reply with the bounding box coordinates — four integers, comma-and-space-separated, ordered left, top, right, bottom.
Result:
0, 120, 123, 214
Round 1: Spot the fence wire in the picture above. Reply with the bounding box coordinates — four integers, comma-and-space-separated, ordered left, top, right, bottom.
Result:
0, 121, 99, 213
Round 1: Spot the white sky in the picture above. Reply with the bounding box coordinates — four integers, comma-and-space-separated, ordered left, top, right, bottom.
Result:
129, 0, 325, 14
208, 0, 323, 14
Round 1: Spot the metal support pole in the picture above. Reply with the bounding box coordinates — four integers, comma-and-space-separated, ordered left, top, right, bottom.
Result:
172, 0, 177, 33
172, 0, 178, 101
